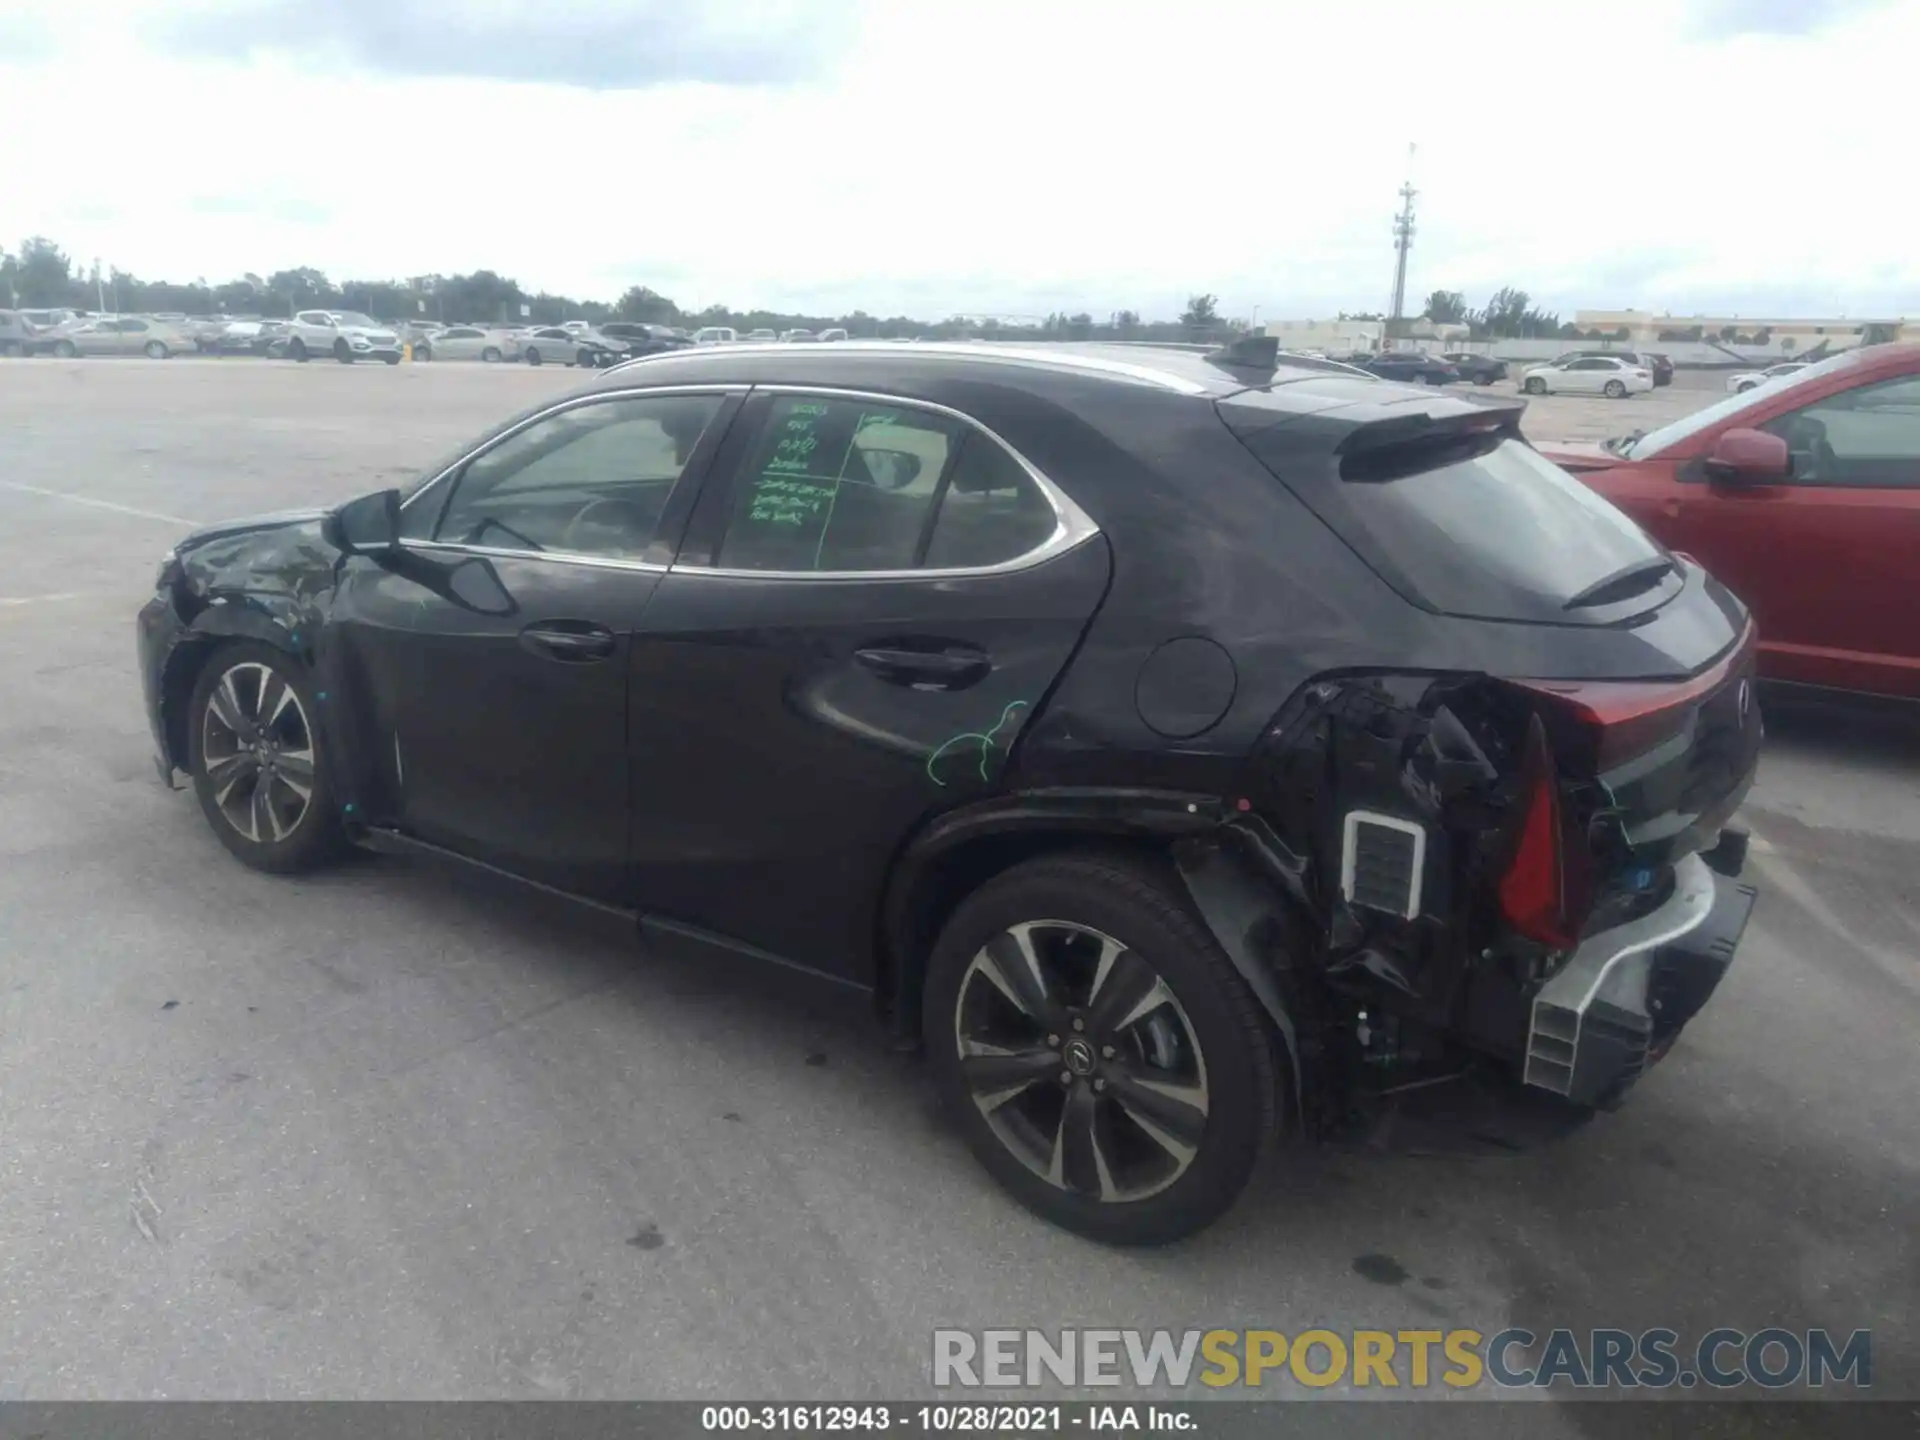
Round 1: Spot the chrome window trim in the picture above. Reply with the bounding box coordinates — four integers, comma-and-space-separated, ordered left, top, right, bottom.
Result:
675, 384, 1102, 583
395, 382, 750, 523
599, 340, 1210, 395
401, 538, 669, 575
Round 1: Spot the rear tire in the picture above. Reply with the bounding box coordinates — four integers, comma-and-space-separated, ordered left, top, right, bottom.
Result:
923, 850, 1282, 1247
334, 339, 354, 364
1604, 379, 1627, 398
482, 346, 503, 363
145, 340, 169, 359
54, 339, 78, 359
415, 343, 432, 362
187, 642, 347, 875
1524, 376, 1546, 395
1473, 373, 1493, 386
526, 347, 543, 366
290, 338, 309, 362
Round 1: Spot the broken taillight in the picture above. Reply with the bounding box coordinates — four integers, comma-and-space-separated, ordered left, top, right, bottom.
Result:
1497, 714, 1580, 949
1504, 623, 1755, 774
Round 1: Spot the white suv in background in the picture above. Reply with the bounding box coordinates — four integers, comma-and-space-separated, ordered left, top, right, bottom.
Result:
285, 310, 403, 364
691, 326, 737, 345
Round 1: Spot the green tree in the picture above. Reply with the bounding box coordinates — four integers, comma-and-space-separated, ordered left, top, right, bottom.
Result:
14, 236, 77, 306
1180, 293, 1220, 327
615, 285, 679, 324
1421, 289, 1468, 324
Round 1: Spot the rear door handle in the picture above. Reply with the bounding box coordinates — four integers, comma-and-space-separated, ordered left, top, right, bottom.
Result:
521, 621, 616, 662
854, 644, 991, 689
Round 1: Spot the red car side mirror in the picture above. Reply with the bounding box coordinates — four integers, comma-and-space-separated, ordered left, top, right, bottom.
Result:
1704, 427, 1791, 485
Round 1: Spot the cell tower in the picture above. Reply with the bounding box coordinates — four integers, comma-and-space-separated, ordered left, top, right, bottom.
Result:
1387, 145, 1417, 328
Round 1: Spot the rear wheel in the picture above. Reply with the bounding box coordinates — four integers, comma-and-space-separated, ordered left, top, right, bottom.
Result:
54, 339, 78, 359
1737, 381, 1756, 393
415, 343, 433, 362
923, 851, 1282, 1246
1524, 375, 1546, 395
482, 346, 503, 363
187, 643, 346, 874
290, 338, 309, 362
145, 340, 170, 359
1603, 379, 1627, 398
334, 339, 354, 364
526, 347, 543, 366
1473, 373, 1493, 385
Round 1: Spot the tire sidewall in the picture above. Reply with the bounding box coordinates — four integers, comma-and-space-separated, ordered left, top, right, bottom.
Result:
923, 854, 1280, 1246
186, 641, 342, 873
1605, 380, 1625, 398
291, 339, 308, 362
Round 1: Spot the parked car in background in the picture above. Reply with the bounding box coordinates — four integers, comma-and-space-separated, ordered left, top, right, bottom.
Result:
19, 308, 80, 333
597, 322, 693, 358
1440, 352, 1508, 385
691, 326, 738, 345
1543, 342, 1920, 700
205, 319, 289, 356
744, 328, 778, 342
1521, 355, 1652, 398
285, 310, 402, 365
135, 338, 1763, 1244
1726, 361, 1809, 393
1548, 349, 1672, 387
816, 328, 850, 342
413, 326, 521, 363
1358, 351, 1459, 386
520, 326, 624, 368
41, 315, 192, 359
0, 310, 39, 355
780, 329, 818, 343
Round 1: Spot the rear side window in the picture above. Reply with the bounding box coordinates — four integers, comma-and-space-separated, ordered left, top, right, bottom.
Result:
1229, 416, 1674, 624
923, 436, 1058, 568
714, 396, 958, 572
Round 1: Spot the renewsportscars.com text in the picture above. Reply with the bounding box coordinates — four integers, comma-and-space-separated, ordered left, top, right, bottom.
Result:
932, 1327, 1872, 1391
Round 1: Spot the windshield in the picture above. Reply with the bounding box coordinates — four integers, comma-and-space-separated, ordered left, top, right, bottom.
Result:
1624, 348, 1873, 458
331, 312, 381, 329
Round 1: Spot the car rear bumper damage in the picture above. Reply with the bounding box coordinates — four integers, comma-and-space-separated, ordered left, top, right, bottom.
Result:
1523, 844, 1756, 1108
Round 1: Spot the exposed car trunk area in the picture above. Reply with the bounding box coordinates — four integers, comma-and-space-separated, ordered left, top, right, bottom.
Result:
1225, 629, 1762, 1133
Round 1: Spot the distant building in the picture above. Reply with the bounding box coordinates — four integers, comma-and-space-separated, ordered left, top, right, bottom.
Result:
1572, 310, 1916, 349
1263, 317, 1468, 353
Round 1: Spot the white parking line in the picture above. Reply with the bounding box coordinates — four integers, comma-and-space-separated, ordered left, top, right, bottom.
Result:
0, 592, 102, 608
0, 481, 197, 527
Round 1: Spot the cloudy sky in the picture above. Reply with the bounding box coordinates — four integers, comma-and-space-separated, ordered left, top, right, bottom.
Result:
3, 0, 1911, 321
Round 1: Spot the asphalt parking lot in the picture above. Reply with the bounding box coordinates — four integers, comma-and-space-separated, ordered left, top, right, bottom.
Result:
0, 360, 1913, 1416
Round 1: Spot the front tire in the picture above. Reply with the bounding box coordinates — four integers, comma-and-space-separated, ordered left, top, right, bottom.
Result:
1523, 376, 1546, 395
1604, 379, 1627, 398
334, 339, 354, 364
187, 643, 346, 875
290, 338, 309, 362
526, 347, 543, 366
482, 346, 503, 363
1737, 381, 1756, 392
54, 339, 78, 359
923, 851, 1282, 1246
145, 340, 170, 359
382, 352, 400, 365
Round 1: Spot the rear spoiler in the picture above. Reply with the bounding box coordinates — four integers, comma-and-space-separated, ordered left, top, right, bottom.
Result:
1334, 403, 1527, 481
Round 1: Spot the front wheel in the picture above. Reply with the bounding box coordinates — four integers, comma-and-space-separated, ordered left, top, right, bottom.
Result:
334, 339, 354, 364
1603, 379, 1627, 398
145, 340, 170, 359
525, 347, 543, 366
382, 352, 400, 365
924, 851, 1282, 1246
415, 343, 432, 362
482, 346, 503, 363
187, 643, 346, 874
1737, 381, 1756, 392
54, 340, 78, 359
1523, 376, 1546, 395
1473, 373, 1493, 386
289, 338, 309, 362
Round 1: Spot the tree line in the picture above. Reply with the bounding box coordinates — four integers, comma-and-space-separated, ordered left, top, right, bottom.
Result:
3, 237, 1244, 343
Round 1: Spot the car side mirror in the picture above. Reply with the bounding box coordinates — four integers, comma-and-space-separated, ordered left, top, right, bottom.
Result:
326, 488, 402, 555
1703, 428, 1791, 485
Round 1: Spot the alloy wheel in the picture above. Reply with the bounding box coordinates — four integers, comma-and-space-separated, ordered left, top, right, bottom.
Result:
199, 662, 317, 844
952, 920, 1210, 1203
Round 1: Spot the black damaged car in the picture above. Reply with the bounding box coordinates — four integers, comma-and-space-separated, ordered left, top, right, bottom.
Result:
136, 338, 1761, 1245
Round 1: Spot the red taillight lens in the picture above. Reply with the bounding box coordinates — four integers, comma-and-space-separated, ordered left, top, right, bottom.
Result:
1506, 624, 1754, 773
1498, 714, 1579, 948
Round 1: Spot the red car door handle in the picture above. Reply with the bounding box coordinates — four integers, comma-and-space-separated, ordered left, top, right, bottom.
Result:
1662, 498, 1681, 518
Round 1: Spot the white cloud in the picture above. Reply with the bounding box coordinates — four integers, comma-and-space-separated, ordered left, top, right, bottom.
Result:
4, 0, 1911, 320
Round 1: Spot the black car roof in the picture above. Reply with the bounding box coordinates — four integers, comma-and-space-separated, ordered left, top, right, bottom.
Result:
585, 340, 1420, 419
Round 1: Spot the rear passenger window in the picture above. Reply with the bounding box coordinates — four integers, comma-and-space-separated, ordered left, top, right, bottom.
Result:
923, 436, 1058, 568
715, 396, 957, 572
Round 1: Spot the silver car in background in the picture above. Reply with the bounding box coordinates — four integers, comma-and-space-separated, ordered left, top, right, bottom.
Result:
41, 316, 192, 358
414, 326, 523, 362
519, 326, 624, 368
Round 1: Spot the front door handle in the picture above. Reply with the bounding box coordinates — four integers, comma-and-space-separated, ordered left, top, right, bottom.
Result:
521, 621, 616, 663
854, 644, 991, 689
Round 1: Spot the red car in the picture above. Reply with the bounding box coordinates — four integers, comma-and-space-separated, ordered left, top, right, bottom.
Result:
1541, 343, 1920, 701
